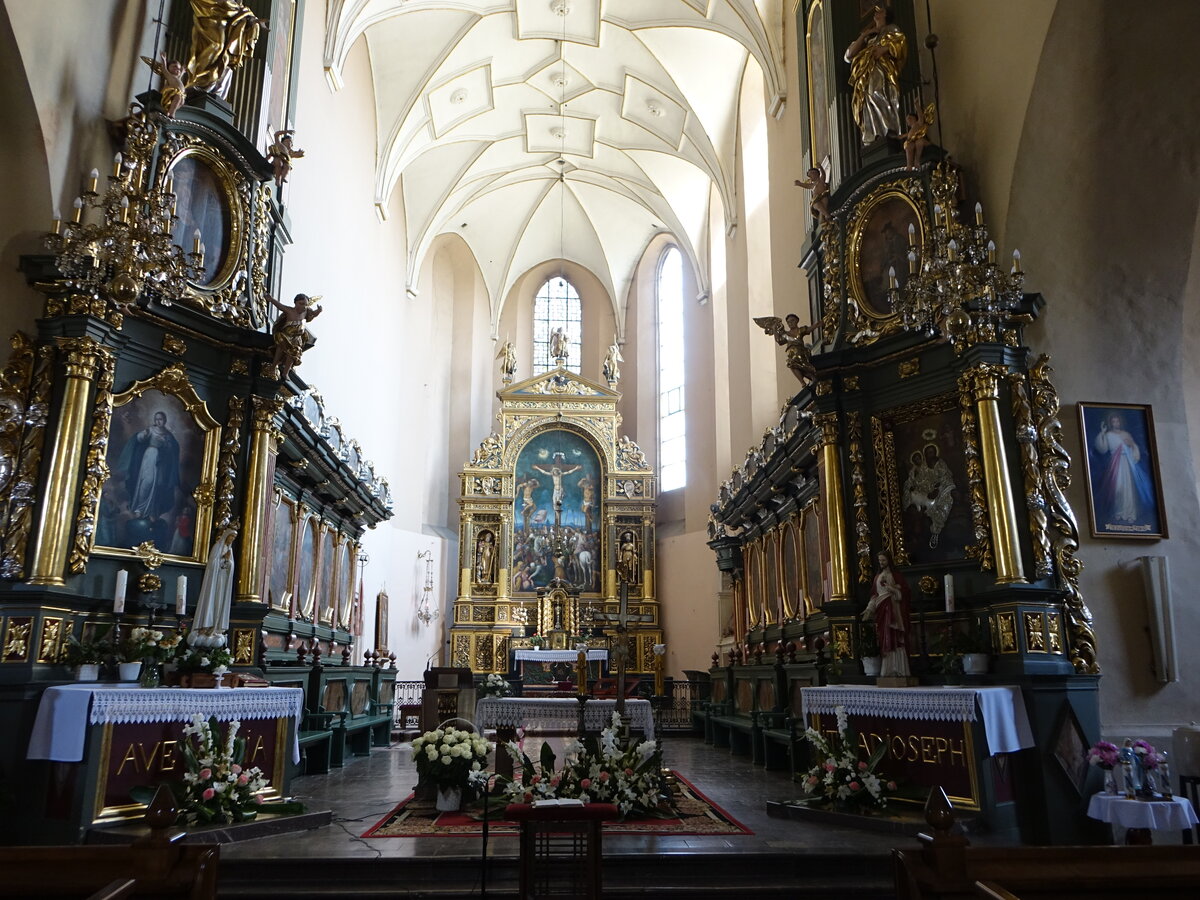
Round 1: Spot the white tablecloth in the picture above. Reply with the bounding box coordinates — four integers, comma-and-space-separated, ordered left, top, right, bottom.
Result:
27, 684, 304, 764
475, 697, 654, 735
800, 685, 1034, 756
514, 649, 609, 663
1087, 792, 1199, 831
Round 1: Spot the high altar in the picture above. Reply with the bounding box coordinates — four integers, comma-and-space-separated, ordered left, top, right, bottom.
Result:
705, 0, 1102, 844
451, 367, 661, 677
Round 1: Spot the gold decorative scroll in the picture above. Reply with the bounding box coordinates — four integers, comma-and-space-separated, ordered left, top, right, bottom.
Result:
1009, 372, 1053, 578
1028, 355, 1099, 674
215, 395, 245, 532
0, 336, 53, 580
956, 374, 993, 570
819, 218, 842, 342
68, 349, 117, 573
847, 413, 871, 583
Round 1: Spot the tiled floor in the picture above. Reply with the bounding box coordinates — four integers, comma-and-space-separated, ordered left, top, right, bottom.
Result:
222, 735, 906, 861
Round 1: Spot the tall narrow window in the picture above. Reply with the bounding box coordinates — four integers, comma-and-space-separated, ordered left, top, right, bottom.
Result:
658, 247, 686, 490
533, 276, 582, 374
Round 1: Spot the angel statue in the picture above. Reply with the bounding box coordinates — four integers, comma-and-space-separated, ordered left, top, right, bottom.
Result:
794, 167, 832, 224
549, 327, 569, 366
140, 54, 188, 117
266, 130, 305, 187
754, 313, 817, 384
900, 103, 936, 170
186, 0, 268, 99
602, 339, 623, 388
496, 339, 517, 384
268, 293, 323, 382
844, 4, 907, 145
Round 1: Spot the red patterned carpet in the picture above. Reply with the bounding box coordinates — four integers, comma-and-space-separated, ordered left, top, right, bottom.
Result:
362, 771, 753, 838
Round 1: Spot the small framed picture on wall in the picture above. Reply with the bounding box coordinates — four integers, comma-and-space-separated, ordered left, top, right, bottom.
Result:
1077, 403, 1167, 539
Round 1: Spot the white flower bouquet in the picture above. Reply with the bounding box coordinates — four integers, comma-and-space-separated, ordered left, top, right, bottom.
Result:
412, 726, 492, 790
477, 673, 512, 698
798, 705, 895, 812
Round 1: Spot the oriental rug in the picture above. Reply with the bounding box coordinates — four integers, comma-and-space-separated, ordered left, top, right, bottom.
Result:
362, 772, 752, 837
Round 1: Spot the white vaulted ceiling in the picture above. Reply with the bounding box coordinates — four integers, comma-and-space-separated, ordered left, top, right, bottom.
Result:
323, 0, 785, 329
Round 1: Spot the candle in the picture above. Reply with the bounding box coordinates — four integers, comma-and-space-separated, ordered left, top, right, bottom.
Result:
119, 195, 130, 224
192, 228, 202, 254
944, 574, 955, 613
907, 249, 917, 274
112, 152, 123, 179
947, 239, 958, 261
974, 201, 984, 226
165, 174, 174, 195
176, 575, 188, 615
887, 266, 898, 290
72, 197, 84, 224
1011, 249, 1022, 274
87, 168, 99, 194
987, 240, 996, 265
51, 210, 61, 235
907, 222, 916, 246
114, 569, 128, 614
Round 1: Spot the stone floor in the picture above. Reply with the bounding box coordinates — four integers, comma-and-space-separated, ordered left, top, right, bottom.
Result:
222, 735, 908, 861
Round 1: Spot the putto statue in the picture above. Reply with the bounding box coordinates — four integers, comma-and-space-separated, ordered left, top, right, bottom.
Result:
140, 54, 188, 117
844, 4, 907, 145
794, 167, 832, 224
266, 130, 305, 187
754, 313, 816, 384
186, 0, 269, 100
268, 293, 323, 382
900, 103, 936, 170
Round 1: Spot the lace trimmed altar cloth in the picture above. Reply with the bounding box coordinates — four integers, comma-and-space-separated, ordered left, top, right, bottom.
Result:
800, 685, 1033, 756
513, 649, 608, 663
475, 697, 654, 736
27, 683, 304, 763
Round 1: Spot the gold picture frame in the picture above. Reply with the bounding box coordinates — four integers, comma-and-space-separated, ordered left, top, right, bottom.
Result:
317, 525, 336, 626
265, 491, 297, 612
847, 184, 927, 320
94, 364, 220, 565
296, 513, 318, 621
162, 143, 246, 293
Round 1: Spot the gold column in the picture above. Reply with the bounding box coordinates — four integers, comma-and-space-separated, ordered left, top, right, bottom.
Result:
459, 515, 472, 600
969, 365, 1027, 585
29, 338, 107, 585
236, 396, 281, 602
815, 412, 850, 603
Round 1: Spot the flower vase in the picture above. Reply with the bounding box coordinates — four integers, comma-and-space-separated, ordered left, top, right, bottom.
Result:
1103, 769, 1117, 795
76, 663, 100, 682
435, 785, 463, 812
118, 661, 142, 682
137, 660, 161, 688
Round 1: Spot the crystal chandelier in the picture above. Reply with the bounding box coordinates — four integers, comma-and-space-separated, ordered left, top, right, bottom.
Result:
886, 162, 1026, 348
44, 104, 204, 309
415, 549, 438, 625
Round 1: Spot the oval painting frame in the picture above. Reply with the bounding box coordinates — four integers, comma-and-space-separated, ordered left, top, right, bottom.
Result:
849, 187, 926, 319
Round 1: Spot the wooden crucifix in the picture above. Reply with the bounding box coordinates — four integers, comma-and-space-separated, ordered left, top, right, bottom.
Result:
596, 578, 653, 722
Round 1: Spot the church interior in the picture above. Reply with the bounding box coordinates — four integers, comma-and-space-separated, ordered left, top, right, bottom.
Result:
2, 0, 1200, 896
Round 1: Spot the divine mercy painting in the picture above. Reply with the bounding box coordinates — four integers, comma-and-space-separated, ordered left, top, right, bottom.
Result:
1079, 403, 1166, 539
511, 428, 601, 594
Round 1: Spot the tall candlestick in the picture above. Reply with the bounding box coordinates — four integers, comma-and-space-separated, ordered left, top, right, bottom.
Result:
176, 575, 188, 615
944, 574, 955, 613
114, 569, 128, 614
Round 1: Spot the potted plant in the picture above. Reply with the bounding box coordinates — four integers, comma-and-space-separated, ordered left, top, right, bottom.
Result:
62, 627, 112, 681
117, 626, 183, 685
932, 622, 991, 680
411, 725, 492, 811
528, 633, 543, 650
477, 672, 512, 698
859, 627, 882, 677
960, 625, 992, 676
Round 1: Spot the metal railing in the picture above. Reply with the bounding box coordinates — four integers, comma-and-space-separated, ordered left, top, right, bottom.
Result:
655, 679, 709, 733
393, 680, 423, 731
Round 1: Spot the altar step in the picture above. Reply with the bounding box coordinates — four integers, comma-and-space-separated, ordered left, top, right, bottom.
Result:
219, 852, 895, 898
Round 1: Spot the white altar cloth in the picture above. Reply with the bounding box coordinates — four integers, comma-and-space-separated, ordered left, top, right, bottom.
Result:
1087, 792, 1198, 832
800, 685, 1034, 756
475, 697, 654, 735
27, 684, 304, 764
514, 649, 608, 663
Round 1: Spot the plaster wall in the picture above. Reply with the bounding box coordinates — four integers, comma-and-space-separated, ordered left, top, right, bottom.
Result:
658, 530, 723, 678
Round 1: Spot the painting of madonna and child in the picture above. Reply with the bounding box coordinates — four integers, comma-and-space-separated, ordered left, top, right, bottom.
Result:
511, 429, 602, 594
97, 389, 209, 560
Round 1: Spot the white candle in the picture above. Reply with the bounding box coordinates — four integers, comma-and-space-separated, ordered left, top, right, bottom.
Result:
176, 575, 188, 615
944, 574, 955, 613
114, 569, 128, 614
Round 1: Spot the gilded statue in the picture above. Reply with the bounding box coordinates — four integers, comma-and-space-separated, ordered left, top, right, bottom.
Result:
140, 54, 188, 117
496, 339, 517, 384
794, 167, 832, 223
753, 313, 816, 384
844, 5, 907, 145
617, 531, 639, 585
186, 0, 268, 99
900, 103, 936, 170
268, 293, 323, 382
602, 339, 622, 387
474, 530, 496, 585
266, 130, 305, 187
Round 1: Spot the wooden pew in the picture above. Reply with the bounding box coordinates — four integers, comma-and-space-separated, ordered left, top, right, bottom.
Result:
893, 787, 1200, 900
260, 665, 334, 776
0, 786, 218, 899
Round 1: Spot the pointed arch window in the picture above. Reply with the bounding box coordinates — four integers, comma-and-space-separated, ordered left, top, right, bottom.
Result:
533, 276, 582, 374
658, 247, 686, 491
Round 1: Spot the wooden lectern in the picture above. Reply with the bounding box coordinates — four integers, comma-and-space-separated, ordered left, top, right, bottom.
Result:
421, 667, 476, 731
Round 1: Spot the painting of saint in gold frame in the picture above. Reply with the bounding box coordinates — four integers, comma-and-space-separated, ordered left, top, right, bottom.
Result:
95, 367, 219, 564
265, 492, 297, 612
849, 188, 925, 319
317, 528, 336, 625
296, 515, 318, 620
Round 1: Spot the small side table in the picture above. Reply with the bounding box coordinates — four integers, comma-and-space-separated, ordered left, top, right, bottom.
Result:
506, 802, 619, 899
1086, 792, 1199, 845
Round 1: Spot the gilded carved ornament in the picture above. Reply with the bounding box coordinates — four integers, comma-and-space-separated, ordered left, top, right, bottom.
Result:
0, 341, 53, 579
68, 348, 117, 573
956, 374, 994, 570
1009, 372, 1054, 578
214, 395, 245, 532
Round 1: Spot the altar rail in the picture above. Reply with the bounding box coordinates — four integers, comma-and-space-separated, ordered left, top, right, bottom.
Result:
393, 681, 424, 732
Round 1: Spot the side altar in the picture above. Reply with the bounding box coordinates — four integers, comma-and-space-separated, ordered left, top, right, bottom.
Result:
452, 366, 661, 678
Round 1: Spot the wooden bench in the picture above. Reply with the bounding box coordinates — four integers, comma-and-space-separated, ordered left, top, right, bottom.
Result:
311, 665, 393, 765
893, 786, 1200, 899
0, 786, 218, 898
261, 666, 334, 777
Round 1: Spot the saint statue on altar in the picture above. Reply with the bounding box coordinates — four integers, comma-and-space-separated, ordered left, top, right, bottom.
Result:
863, 551, 911, 677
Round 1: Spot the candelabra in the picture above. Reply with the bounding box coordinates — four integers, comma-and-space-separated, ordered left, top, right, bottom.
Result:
416, 549, 438, 625
886, 163, 1027, 349
44, 104, 204, 310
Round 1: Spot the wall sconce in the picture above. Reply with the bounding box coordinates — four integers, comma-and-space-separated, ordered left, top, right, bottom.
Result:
416, 549, 438, 626
1139, 556, 1178, 683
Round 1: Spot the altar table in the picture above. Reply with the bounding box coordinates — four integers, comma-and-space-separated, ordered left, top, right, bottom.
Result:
475, 697, 655, 736
514, 649, 609, 663
1087, 792, 1198, 843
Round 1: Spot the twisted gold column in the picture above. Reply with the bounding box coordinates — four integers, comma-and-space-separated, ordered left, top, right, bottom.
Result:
969, 365, 1027, 585
29, 338, 107, 585
815, 412, 850, 603
235, 396, 280, 602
